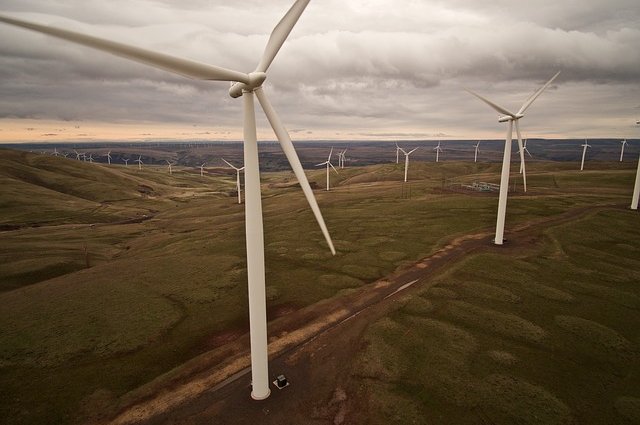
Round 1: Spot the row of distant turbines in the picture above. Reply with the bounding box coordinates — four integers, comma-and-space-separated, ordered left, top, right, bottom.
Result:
2, 0, 639, 400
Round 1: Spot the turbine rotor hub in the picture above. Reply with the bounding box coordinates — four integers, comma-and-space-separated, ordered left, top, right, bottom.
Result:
229, 72, 267, 98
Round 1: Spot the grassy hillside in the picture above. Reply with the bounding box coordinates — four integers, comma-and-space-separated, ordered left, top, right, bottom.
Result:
0, 147, 636, 424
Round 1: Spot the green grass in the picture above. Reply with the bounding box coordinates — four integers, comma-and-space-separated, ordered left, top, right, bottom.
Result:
0, 148, 636, 424
351, 208, 640, 424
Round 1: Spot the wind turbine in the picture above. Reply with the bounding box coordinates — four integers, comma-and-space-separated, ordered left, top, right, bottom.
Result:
123, 158, 129, 167
395, 142, 401, 164
52, 147, 59, 157
0, 0, 336, 401
199, 163, 206, 177
434, 141, 443, 163
466, 71, 560, 245
620, 139, 628, 162
519, 139, 532, 174
399, 147, 418, 182
166, 160, 174, 175
135, 155, 143, 170
87, 154, 94, 163
74, 150, 81, 161
474, 141, 480, 163
222, 158, 245, 204
315, 147, 338, 191
338, 149, 347, 169
580, 140, 591, 171
632, 154, 640, 210
106, 151, 112, 165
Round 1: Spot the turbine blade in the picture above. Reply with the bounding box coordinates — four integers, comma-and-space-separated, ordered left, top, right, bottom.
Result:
517, 71, 561, 115
399, 148, 408, 155
255, 0, 310, 73
0, 14, 249, 83
315, 162, 327, 167
330, 162, 339, 174
465, 88, 515, 117
255, 88, 335, 255
409, 148, 418, 154
221, 158, 237, 169
328, 147, 334, 160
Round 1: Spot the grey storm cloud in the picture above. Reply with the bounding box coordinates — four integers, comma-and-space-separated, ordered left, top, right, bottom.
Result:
0, 0, 639, 141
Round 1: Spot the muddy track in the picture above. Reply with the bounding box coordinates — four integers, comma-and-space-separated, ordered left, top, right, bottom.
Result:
100, 203, 625, 425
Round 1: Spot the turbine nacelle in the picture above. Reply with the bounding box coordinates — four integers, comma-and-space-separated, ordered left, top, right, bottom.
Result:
497, 114, 523, 123
229, 72, 268, 98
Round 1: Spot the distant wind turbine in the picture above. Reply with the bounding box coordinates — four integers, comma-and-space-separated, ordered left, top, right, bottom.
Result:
0, 0, 336, 401
580, 140, 591, 171
87, 154, 94, 163
434, 141, 443, 163
474, 141, 480, 163
395, 142, 401, 164
620, 139, 628, 162
632, 154, 640, 210
123, 158, 129, 167
399, 147, 418, 182
166, 160, 174, 175
106, 151, 112, 165
199, 163, 206, 177
222, 158, 245, 204
316, 147, 338, 191
338, 149, 347, 169
466, 71, 560, 245
519, 139, 532, 174
74, 150, 82, 161
52, 148, 59, 157
135, 156, 143, 170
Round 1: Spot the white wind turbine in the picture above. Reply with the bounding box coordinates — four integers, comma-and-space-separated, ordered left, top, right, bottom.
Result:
166, 160, 174, 175
474, 141, 480, 163
73, 150, 82, 161
106, 151, 112, 165
434, 141, 443, 162
466, 71, 560, 245
395, 142, 401, 164
0, 1, 336, 401
580, 140, 591, 171
316, 147, 338, 191
199, 163, 206, 177
135, 155, 143, 170
222, 158, 245, 204
399, 147, 418, 182
52, 147, 59, 157
632, 154, 640, 210
519, 139, 532, 174
123, 158, 129, 167
620, 139, 628, 162
87, 154, 94, 163
338, 149, 347, 169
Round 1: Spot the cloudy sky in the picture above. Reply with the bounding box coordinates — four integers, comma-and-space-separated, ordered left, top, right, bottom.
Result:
1, 0, 639, 143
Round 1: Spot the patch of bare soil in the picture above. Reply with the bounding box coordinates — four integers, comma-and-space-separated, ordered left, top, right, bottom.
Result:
97, 204, 621, 425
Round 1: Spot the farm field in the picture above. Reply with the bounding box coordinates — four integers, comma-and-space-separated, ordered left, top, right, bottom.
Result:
0, 147, 637, 424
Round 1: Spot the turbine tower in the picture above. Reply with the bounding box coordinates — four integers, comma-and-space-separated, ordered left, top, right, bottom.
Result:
466, 71, 560, 245
106, 151, 112, 165
580, 140, 591, 171
434, 141, 443, 163
52, 148, 59, 157
199, 163, 206, 177
123, 158, 129, 167
135, 155, 143, 170
0, 1, 336, 400
632, 154, 640, 210
395, 142, 401, 164
474, 141, 480, 163
166, 160, 174, 175
399, 147, 418, 182
338, 149, 347, 169
222, 158, 245, 204
620, 139, 628, 162
316, 147, 338, 191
